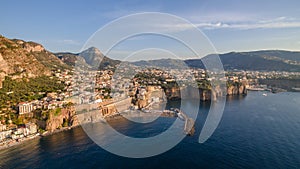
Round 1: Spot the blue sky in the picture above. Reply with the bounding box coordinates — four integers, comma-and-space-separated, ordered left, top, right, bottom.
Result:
1, 0, 300, 60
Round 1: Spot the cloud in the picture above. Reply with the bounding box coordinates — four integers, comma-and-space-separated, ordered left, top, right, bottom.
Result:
203, 17, 300, 30
115, 15, 300, 34
156, 16, 300, 31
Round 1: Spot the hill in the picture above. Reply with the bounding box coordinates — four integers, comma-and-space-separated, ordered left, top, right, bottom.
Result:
79, 47, 121, 69
55, 52, 89, 67
55, 47, 121, 70
0, 35, 48, 87
0, 35, 72, 88
132, 50, 300, 71
133, 58, 187, 69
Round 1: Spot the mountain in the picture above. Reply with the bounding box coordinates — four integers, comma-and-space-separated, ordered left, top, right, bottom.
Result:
217, 50, 300, 71
0, 35, 74, 88
79, 47, 121, 69
0, 35, 57, 87
133, 58, 187, 69
54, 52, 90, 67
132, 50, 300, 71
23, 41, 70, 71
55, 47, 121, 69
244, 50, 300, 62
79, 47, 104, 67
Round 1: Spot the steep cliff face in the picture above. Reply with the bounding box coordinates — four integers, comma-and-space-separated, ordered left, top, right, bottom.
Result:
45, 107, 76, 132
200, 90, 212, 101
227, 84, 247, 95
164, 86, 210, 101
164, 87, 181, 100
137, 100, 147, 109
164, 83, 247, 101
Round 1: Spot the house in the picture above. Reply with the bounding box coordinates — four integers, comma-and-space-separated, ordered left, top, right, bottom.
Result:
0, 130, 12, 141
18, 102, 35, 115
25, 123, 37, 135
0, 124, 6, 132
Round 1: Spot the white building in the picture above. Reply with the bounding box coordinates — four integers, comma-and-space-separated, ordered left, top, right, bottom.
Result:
18, 102, 35, 115
0, 130, 12, 141
25, 123, 37, 135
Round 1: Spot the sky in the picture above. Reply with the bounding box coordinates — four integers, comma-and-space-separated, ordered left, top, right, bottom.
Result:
1, 0, 300, 60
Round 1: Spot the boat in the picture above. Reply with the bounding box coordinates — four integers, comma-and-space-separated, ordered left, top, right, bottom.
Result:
262, 93, 267, 96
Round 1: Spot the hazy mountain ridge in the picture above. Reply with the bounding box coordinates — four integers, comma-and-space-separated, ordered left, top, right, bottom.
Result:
217, 51, 300, 71
133, 58, 187, 69
132, 50, 300, 71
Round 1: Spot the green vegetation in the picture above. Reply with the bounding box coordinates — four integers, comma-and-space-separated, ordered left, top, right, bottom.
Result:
0, 76, 65, 110
53, 108, 62, 116
197, 79, 212, 90
31, 51, 71, 71
226, 81, 242, 88
33, 108, 49, 121
62, 119, 69, 127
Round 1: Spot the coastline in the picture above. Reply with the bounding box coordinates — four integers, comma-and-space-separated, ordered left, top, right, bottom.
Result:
0, 134, 41, 151
0, 124, 81, 151
0, 90, 291, 151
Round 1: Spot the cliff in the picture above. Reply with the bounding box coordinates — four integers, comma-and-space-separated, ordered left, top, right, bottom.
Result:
45, 107, 76, 132
164, 83, 247, 101
227, 84, 247, 95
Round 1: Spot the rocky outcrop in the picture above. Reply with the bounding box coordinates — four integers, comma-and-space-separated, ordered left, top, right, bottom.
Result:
137, 100, 147, 109
45, 107, 76, 132
227, 84, 247, 95
200, 90, 212, 101
164, 83, 247, 101
18, 41, 45, 53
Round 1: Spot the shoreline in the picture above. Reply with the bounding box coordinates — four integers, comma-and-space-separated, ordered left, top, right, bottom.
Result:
0, 125, 81, 151
0, 134, 41, 151
0, 91, 295, 151
41, 124, 81, 137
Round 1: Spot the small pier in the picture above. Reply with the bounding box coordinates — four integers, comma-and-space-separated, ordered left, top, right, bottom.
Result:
173, 108, 195, 136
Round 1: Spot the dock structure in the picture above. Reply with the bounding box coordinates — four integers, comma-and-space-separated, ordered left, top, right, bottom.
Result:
137, 107, 195, 136
174, 109, 195, 136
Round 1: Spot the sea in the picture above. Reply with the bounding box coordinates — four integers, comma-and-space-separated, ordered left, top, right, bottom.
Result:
0, 91, 299, 169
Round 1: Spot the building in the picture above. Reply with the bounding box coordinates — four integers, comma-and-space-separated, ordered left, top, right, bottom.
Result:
0, 130, 12, 141
18, 102, 35, 115
0, 124, 6, 132
25, 123, 37, 135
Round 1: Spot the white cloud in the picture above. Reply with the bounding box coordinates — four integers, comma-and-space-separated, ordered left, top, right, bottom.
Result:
188, 12, 258, 23
156, 16, 300, 31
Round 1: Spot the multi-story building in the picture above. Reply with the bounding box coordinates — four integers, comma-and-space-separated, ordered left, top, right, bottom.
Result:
18, 102, 35, 115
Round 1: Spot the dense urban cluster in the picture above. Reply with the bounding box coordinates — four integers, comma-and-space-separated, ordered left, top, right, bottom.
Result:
1, 63, 300, 147
0, 68, 73, 146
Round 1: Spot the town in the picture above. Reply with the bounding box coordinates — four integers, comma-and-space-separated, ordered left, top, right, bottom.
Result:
0, 63, 300, 149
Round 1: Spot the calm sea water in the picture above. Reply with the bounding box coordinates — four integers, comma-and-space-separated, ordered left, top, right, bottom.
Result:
0, 91, 300, 169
